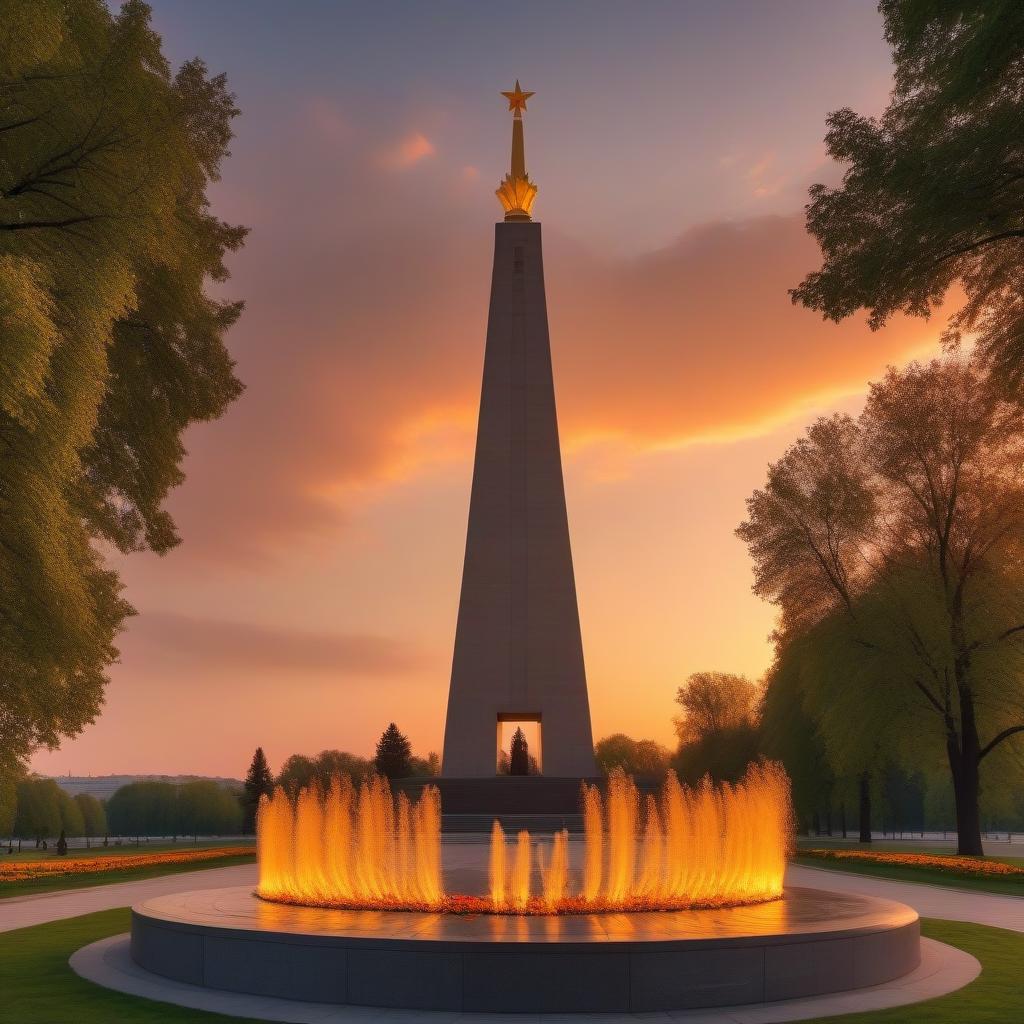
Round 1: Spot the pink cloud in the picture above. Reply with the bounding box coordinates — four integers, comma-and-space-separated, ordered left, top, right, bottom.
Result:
377, 131, 435, 169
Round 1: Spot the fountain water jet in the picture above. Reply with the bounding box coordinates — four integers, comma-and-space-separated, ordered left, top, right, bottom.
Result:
255, 761, 792, 914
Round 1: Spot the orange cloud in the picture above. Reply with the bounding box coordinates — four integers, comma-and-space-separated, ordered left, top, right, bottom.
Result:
378, 131, 436, 169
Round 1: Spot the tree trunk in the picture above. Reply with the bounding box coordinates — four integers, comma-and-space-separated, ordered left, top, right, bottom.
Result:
947, 696, 984, 856
858, 772, 871, 843
840, 802, 847, 839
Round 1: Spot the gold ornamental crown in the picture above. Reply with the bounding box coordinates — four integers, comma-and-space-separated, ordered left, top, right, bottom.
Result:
496, 80, 537, 221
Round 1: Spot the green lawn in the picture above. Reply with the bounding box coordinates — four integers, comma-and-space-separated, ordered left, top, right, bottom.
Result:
811, 920, 1021, 1023
0, 911, 1020, 1022
0, 908, 262, 1022
795, 854, 1024, 897
0, 848, 255, 900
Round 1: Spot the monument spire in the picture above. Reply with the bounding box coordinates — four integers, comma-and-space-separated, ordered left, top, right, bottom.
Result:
443, 85, 596, 785
496, 80, 538, 222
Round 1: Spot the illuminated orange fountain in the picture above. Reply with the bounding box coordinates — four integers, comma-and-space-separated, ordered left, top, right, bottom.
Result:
258, 776, 443, 910
257, 762, 792, 914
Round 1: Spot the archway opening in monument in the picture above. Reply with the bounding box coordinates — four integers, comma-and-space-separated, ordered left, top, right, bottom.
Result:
255, 762, 793, 915
496, 716, 541, 775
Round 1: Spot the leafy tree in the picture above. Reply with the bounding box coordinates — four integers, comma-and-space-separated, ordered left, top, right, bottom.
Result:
509, 727, 530, 776
57, 788, 84, 838
106, 781, 178, 837
594, 734, 672, 778
738, 356, 1024, 854
767, 632, 878, 841
277, 750, 373, 795
759, 656, 835, 831
374, 724, 413, 780
177, 780, 241, 838
0, 0, 244, 784
792, 2, 1024, 387
673, 725, 760, 787
73, 793, 106, 838
674, 672, 758, 745
410, 751, 441, 776
12, 778, 61, 844
0, 773, 17, 836
241, 747, 274, 834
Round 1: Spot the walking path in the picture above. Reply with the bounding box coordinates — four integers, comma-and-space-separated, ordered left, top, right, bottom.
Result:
785, 863, 1024, 932
0, 863, 256, 933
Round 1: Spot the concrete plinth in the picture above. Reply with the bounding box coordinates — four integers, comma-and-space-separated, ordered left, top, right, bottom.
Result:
130, 886, 921, 1013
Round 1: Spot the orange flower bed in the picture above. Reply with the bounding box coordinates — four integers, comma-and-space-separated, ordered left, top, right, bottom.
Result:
0, 846, 253, 881
801, 847, 1024, 878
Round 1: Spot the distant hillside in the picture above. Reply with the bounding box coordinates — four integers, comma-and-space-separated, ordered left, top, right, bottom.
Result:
47, 774, 242, 801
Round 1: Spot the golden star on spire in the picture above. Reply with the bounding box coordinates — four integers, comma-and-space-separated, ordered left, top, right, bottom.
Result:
501, 80, 534, 113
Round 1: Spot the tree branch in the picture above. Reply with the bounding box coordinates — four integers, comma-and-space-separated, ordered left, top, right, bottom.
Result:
0, 215, 102, 232
931, 229, 1024, 269
910, 677, 947, 717
979, 724, 1024, 761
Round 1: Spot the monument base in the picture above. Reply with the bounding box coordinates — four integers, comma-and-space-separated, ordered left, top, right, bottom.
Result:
398, 776, 599, 814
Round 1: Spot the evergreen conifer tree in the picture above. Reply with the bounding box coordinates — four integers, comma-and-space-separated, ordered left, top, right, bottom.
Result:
509, 727, 530, 776
374, 724, 413, 780
242, 747, 274, 834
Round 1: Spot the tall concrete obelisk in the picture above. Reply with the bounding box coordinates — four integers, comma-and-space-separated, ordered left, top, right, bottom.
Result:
441, 83, 596, 779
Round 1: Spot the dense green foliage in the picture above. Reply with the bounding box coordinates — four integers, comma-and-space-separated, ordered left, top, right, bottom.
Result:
673, 723, 760, 787
793, 2, 1024, 387
12, 778, 62, 842
739, 357, 1024, 853
673, 671, 758, 745
277, 749, 374, 794
72, 793, 106, 837
672, 671, 760, 785
241, 747, 274, 833
594, 734, 671, 777
104, 779, 241, 837
0, 0, 244, 783
373, 723, 414, 780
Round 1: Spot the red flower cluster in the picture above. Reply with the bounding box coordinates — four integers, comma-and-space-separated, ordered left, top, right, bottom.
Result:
0, 846, 253, 881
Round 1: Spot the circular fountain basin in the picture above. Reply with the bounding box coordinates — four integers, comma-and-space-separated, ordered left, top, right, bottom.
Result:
131, 885, 919, 1012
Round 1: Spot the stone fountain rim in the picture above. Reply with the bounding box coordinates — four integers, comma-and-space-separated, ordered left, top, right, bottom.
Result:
131, 884, 917, 951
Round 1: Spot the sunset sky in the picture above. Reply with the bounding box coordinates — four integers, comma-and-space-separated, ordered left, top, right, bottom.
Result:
34, 1, 950, 779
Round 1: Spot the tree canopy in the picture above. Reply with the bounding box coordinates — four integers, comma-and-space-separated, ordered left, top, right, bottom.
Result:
738, 355, 1024, 853
12, 778, 62, 842
73, 792, 107, 837
594, 734, 671, 778
792, 2, 1024, 387
674, 672, 758, 746
277, 750, 374, 795
0, 0, 244, 781
105, 779, 241, 837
